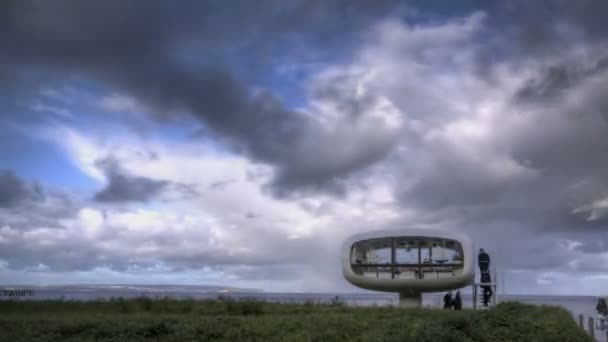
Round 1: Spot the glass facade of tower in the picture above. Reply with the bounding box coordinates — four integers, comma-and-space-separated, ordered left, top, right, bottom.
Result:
350, 237, 464, 280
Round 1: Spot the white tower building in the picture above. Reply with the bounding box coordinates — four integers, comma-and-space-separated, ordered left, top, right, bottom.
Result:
342, 229, 474, 307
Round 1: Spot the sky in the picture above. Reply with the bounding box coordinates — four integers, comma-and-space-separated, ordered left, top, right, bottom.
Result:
1, 0, 608, 295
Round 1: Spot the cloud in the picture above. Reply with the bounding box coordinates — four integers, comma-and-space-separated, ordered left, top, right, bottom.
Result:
93, 158, 169, 203
495, 1, 608, 58
289, 5, 608, 292
0, 170, 44, 208
2, 1, 608, 294
0, 124, 405, 290
0, 0, 409, 195
26, 99, 74, 119
0, 171, 78, 233
514, 55, 608, 103
98, 94, 140, 113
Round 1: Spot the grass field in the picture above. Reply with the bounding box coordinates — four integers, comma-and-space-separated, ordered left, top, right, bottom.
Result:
0, 298, 592, 341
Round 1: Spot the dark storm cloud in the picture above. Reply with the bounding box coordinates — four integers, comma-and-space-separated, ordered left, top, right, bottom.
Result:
469, 1, 608, 78
573, 238, 608, 255
0, 193, 77, 231
93, 159, 168, 203
515, 56, 608, 103
0, 169, 44, 208
0, 0, 405, 195
500, 1, 608, 56
436, 1, 608, 63
0, 170, 79, 231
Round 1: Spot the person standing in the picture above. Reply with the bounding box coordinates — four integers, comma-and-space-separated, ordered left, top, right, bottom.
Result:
443, 292, 453, 309
480, 271, 492, 284
597, 297, 608, 316
482, 285, 493, 306
453, 291, 462, 310
478, 248, 490, 273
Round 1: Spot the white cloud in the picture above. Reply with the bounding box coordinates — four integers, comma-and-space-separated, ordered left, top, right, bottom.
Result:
77, 208, 105, 239
99, 94, 140, 113
26, 100, 74, 119
573, 197, 608, 221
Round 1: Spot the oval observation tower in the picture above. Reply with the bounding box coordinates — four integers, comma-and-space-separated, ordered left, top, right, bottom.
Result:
342, 229, 474, 307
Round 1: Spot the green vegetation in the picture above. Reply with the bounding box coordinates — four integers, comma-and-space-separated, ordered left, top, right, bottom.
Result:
0, 298, 591, 341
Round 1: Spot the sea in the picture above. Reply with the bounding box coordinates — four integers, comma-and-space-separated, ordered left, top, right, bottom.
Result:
0, 285, 604, 341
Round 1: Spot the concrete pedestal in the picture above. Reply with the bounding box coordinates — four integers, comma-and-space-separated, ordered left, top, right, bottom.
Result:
399, 291, 422, 308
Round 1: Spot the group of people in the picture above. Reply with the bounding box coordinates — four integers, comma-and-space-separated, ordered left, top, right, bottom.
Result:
442, 248, 493, 309
443, 291, 462, 310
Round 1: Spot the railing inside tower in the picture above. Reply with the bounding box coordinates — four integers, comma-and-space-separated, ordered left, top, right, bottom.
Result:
350, 263, 464, 279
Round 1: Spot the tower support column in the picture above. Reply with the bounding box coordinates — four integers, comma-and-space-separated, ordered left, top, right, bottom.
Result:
399, 291, 422, 308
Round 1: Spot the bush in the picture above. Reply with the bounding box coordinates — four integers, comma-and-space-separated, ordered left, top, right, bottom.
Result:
0, 298, 592, 342
136, 320, 175, 338
330, 296, 343, 306
225, 299, 264, 316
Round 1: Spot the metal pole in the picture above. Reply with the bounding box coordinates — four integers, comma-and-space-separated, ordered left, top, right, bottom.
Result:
417, 240, 422, 279
399, 291, 422, 308
493, 268, 497, 306
473, 284, 477, 310
588, 316, 595, 338
578, 314, 584, 329
391, 239, 396, 279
